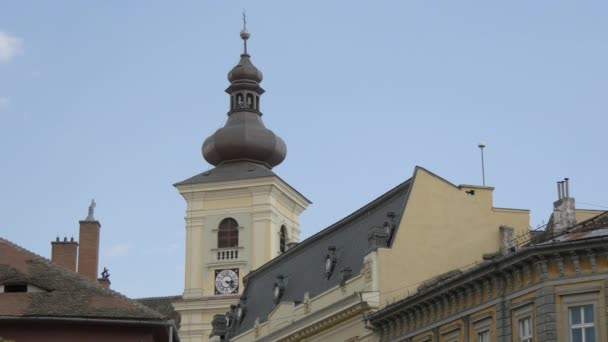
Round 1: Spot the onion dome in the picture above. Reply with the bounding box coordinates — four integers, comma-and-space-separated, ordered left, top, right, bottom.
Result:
227, 54, 263, 83
202, 19, 286, 169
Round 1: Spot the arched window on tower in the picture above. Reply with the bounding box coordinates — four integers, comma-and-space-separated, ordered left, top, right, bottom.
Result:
280, 225, 287, 253
256, 96, 259, 110
218, 218, 239, 248
246, 94, 254, 109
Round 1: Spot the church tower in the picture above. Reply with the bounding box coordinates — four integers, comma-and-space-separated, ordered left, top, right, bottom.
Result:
173, 21, 310, 342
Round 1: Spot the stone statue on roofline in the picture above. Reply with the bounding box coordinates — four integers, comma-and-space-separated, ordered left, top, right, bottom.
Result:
86, 199, 96, 221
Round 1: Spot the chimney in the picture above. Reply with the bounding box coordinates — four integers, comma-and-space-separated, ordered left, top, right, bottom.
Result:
51, 236, 78, 272
552, 178, 576, 234
499, 226, 515, 255
77, 200, 101, 282
97, 267, 111, 288
98, 278, 111, 288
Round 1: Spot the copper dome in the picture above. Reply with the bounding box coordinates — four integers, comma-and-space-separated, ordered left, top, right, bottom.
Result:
227, 54, 263, 83
202, 28, 286, 169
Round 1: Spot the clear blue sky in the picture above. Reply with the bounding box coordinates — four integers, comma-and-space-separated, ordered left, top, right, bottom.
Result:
1, 1, 607, 298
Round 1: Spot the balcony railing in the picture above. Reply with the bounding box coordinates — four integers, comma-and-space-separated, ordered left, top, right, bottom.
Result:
217, 248, 239, 261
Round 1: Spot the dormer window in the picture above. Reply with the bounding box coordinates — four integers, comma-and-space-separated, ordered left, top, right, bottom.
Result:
4, 284, 27, 292
1, 283, 45, 293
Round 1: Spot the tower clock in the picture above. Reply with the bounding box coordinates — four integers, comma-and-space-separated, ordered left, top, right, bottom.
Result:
215, 269, 239, 295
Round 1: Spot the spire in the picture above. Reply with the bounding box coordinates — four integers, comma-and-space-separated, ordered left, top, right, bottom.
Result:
201, 17, 286, 169
241, 11, 249, 54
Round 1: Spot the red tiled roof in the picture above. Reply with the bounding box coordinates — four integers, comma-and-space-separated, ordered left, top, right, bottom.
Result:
0, 237, 165, 321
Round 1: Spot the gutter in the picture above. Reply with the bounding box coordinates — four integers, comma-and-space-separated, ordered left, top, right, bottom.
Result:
0, 316, 180, 342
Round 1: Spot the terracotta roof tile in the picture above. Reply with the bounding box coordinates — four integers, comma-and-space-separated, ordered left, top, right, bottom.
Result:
0, 238, 165, 321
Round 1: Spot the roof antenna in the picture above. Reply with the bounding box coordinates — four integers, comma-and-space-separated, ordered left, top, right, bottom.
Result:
478, 142, 486, 186
240, 11, 250, 55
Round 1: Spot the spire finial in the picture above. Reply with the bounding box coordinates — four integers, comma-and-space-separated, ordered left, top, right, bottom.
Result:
240, 11, 250, 54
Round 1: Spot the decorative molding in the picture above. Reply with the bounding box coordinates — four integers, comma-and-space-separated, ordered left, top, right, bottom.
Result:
570, 251, 581, 275
554, 253, 565, 277
587, 249, 597, 274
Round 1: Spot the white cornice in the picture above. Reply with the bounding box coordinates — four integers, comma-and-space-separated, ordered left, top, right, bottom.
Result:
177, 176, 310, 210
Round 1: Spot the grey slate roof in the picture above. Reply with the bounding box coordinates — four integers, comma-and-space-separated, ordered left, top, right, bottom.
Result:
233, 179, 412, 335
174, 161, 277, 186
174, 160, 312, 203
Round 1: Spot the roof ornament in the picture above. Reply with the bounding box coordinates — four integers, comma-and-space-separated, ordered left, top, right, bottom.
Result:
101, 267, 110, 279
86, 199, 96, 221
240, 11, 250, 54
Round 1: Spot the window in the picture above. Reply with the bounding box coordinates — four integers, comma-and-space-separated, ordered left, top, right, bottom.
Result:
476, 330, 489, 342
512, 301, 534, 342
569, 305, 595, 342
472, 316, 492, 342
518, 317, 533, 342
218, 218, 239, 248
279, 225, 287, 253
558, 286, 602, 342
3, 284, 27, 293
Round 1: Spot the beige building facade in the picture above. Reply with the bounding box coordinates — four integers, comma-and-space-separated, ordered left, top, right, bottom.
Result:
368, 211, 608, 342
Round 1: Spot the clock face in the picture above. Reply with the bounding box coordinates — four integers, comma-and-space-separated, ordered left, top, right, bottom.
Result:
215, 269, 239, 295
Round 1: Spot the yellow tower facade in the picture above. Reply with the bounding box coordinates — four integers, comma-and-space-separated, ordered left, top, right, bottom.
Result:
173, 22, 310, 342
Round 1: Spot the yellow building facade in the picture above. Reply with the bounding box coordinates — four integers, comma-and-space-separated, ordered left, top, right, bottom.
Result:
368, 211, 608, 342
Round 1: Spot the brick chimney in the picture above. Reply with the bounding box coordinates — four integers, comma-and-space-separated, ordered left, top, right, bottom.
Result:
77, 200, 101, 281
51, 236, 78, 272
97, 267, 111, 288
97, 278, 111, 288
552, 178, 576, 235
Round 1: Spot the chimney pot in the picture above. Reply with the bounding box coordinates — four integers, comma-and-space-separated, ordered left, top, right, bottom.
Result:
552, 178, 576, 235
51, 238, 78, 272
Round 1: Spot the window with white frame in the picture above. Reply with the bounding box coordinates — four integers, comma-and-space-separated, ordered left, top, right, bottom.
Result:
518, 317, 533, 342
512, 300, 534, 342
476, 330, 489, 342
558, 286, 602, 342
472, 315, 492, 342
569, 305, 595, 342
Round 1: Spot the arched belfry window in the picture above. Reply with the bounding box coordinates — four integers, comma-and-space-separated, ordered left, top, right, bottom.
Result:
280, 225, 287, 253
218, 218, 239, 248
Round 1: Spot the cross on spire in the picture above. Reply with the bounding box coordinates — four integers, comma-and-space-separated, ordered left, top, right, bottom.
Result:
240, 11, 250, 54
